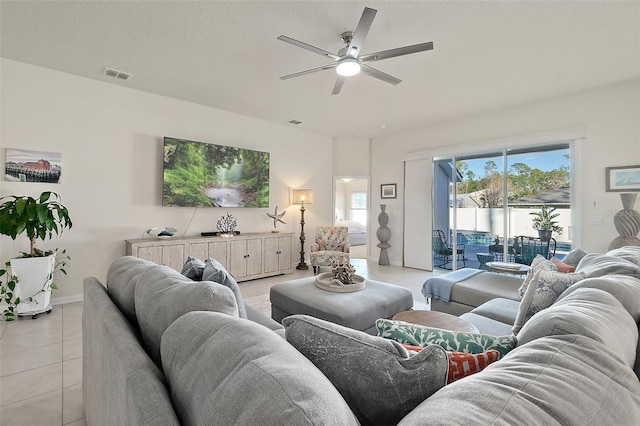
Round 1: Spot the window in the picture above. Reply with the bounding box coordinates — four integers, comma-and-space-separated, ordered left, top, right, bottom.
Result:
433, 143, 572, 270
350, 192, 367, 225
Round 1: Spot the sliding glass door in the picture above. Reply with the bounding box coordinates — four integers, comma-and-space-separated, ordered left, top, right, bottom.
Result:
432, 144, 571, 271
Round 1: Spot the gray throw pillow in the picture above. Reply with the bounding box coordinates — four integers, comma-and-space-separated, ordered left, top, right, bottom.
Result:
283, 314, 448, 426
512, 269, 586, 335
202, 257, 247, 318
180, 256, 205, 281
562, 247, 588, 266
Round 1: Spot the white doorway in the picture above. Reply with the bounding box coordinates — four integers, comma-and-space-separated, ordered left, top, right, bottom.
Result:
334, 176, 370, 259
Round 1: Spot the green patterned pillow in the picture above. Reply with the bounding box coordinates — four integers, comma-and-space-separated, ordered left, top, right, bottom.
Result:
375, 318, 517, 358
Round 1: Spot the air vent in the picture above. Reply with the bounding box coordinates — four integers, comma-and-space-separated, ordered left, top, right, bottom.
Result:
103, 67, 132, 81
288, 120, 303, 125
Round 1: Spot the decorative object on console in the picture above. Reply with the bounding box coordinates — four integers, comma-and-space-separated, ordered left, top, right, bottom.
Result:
146, 227, 177, 239
291, 188, 313, 270
376, 204, 391, 265
266, 205, 286, 232
609, 193, 640, 250
216, 213, 237, 236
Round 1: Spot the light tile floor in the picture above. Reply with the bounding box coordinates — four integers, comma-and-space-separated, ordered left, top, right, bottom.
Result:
0, 301, 85, 425
0, 259, 437, 425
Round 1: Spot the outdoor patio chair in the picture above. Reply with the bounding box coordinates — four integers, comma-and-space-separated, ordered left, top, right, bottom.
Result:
513, 236, 556, 265
433, 229, 466, 270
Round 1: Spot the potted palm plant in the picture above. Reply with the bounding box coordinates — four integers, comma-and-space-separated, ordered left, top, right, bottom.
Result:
0, 192, 72, 319
530, 205, 563, 241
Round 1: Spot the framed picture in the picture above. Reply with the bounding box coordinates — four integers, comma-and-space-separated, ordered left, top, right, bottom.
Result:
606, 165, 640, 192
381, 183, 397, 199
5, 148, 62, 184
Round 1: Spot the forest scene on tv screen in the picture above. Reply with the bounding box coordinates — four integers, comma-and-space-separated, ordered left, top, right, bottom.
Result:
163, 137, 269, 207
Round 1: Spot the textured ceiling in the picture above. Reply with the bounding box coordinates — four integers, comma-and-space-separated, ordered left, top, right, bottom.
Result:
1, 1, 639, 138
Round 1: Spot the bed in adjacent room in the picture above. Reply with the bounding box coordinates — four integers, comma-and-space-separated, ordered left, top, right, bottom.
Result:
336, 220, 367, 246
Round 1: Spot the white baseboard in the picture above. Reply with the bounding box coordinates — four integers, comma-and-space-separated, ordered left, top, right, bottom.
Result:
51, 294, 83, 306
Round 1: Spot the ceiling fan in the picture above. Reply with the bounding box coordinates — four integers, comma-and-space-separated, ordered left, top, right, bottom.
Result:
277, 7, 434, 95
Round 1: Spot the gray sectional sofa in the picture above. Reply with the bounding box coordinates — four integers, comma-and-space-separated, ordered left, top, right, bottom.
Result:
83, 253, 640, 425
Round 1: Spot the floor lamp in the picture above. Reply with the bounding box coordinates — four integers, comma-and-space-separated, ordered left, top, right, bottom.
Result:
291, 188, 313, 270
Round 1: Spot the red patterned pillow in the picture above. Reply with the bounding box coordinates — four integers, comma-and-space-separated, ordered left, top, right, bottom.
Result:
551, 257, 576, 273
446, 350, 500, 383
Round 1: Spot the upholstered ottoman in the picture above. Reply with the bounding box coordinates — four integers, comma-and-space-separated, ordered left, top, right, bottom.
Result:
270, 277, 414, 335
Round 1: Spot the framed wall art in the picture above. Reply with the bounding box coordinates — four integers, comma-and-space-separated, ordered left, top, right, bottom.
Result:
606, 165, 640, 192
4, 148, 62, 184
381, 183, 397, 199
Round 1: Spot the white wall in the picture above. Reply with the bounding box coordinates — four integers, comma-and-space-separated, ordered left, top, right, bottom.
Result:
372, 79, 640, 266
0, 59, 334, 302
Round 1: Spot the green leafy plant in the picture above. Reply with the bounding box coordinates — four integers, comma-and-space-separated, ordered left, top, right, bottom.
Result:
0, 264, 19, 321
530, 205, 563, 235
0, 192, 73, 256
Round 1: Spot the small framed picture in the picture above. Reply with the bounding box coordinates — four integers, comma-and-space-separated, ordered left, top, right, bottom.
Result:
381, 183, 397, 199
606, 165, 640, 192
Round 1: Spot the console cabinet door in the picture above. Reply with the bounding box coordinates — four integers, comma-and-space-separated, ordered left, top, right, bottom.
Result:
246, 238, 263, 276
264, 235, 293, 273
135, 244, 184, 271
229, 240, 248, 278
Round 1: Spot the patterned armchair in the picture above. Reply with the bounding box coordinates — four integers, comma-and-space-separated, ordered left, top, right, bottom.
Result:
310, 226, 351, 274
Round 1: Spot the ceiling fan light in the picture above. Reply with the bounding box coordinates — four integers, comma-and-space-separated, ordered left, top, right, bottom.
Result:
336, 57, 361, 77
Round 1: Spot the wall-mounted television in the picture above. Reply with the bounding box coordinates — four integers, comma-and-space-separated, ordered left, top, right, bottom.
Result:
163, 137, 269, 208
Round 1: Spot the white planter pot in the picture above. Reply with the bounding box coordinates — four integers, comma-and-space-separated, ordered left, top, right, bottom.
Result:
10, 255, 55, 315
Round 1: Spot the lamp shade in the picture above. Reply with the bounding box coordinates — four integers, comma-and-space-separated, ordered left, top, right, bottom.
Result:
291, 188, 313, 205
336, 57, 361, 77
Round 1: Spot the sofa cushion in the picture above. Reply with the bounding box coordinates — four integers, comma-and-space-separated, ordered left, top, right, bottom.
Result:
561, 247, 587, 266
283, 314, 448, 426
106, 256, 155, 324
398, 335, 640, 426
575, 253, 640, 278
556, 275, 640, 322
161, 311, 359, 426
202, 257, 247, 318
512, 270, 586, 335
375, 318, 516, 358
607, 245, 640, 265
469, 297, 520, 325
180, 256, 205, 281
134, 263, 239, 367
458, 312, 514, 337
517, 288, 638, 368
518, 255, 557, 298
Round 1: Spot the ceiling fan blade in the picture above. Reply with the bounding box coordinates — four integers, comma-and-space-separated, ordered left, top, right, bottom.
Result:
360, 41, 434, 63
279, 64, 337, 80
346, 7, 377, 58
331, 76, 346, 95
360, 64, 401, 85
277, 35, 340, 60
